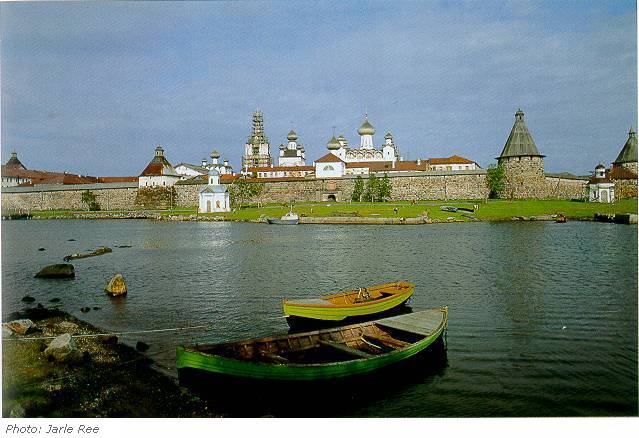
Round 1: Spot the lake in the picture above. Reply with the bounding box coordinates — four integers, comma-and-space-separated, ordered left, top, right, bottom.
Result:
1, 219, 637, 417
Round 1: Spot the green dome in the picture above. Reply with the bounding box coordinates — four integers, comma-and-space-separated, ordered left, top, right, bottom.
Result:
358, 117, 375, 136
326, 136, 341, 150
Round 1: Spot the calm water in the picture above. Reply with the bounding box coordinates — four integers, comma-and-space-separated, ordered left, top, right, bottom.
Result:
1, 220, 637, 417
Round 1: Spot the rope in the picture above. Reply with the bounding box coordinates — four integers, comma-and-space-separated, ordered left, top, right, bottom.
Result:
3, 323, 215, 342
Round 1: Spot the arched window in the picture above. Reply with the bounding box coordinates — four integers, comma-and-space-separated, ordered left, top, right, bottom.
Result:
323, 165, 334, 171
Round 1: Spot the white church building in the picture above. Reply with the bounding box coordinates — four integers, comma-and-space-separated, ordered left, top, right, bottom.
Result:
198, 168, 230, 213
588, 163, 615, 203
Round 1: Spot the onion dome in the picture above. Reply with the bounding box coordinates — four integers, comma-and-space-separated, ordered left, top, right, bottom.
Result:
358, 115, 375, 136
210, 149, 220, 159
384, 132, 393, 140
595, 163, 606, 170
287, 130, 298, 141
279, 143, 286, 150
327, 136, 341, 150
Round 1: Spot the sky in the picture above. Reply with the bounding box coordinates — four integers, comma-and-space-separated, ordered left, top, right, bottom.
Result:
1, 0, 636, 176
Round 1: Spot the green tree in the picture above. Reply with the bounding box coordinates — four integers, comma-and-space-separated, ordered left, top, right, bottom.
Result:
364, 174, 379, 202
486, 164, 506, 200
81, 190, 100, 211
377, 173, 391, 201
228, 179, 265, 208
352, 176, 365, 202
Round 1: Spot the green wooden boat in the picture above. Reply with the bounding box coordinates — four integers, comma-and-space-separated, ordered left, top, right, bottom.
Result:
176, 307, 447, 382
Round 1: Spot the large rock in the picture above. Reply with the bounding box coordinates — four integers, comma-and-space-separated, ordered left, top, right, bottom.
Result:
35, 264, 75, 279
6, 319, 36, 335
58, 321, 78, 333
2, 325, 14, 338
105, 274, 127, 296
44, 333, 77, 362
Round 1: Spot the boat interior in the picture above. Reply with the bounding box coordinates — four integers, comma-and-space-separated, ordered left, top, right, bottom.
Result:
317, 282, 413, 305
193, 321, 425, 365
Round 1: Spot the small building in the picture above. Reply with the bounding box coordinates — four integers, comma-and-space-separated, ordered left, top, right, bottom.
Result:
428, 155, 479, 171
198, 168, 230, 213
139, 146, 181, 188
315, 151, 346, 178
588, 164, 615, 203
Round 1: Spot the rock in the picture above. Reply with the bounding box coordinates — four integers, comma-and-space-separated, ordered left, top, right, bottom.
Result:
80, 307, 90, 313
21, 296, 36, 303
117, 245, 132, 248
38, 248, 46, 251
34, 264, 75, 279
44, 333, 78, 362
136, 341, 150, 352
2, 325, 13, 338
63, 246, 112, 262
58, 321, 78, 333
49, 298, 61, 303
67, 238, 76, 241
6, 319, 36, 335
105, 274, 127, 296
92, 306, 101, 311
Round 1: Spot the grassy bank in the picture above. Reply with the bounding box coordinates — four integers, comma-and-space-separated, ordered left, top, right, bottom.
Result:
2, 307, 216, 417
27, 198, 638, 222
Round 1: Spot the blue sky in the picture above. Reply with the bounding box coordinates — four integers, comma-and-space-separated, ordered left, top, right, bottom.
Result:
1, 0, 636, 176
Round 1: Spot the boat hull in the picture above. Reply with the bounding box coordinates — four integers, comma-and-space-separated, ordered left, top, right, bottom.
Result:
283, 283, 414, 323
176, 308, 447, 383
266, 218, 299, 225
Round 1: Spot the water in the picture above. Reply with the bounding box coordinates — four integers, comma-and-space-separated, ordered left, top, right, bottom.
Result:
1, 220, 637, 417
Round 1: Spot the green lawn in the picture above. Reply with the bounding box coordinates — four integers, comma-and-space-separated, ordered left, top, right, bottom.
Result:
26, 198, 637, 222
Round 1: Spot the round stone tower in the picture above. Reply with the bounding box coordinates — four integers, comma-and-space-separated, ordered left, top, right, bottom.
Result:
496, 109, 546, 199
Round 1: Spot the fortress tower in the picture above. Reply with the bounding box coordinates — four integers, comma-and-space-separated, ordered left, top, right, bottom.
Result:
242, 109, 272, 169
496, 109, 547, 199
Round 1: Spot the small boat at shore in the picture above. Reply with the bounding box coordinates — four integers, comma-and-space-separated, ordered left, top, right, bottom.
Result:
176, 307, 448, 383
266, 211, 299, 225
283, 281, 414, 327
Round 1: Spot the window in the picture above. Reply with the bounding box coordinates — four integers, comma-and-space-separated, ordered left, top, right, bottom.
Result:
323, 165, 334, 171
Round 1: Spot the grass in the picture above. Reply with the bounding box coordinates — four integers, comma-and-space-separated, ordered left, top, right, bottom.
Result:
25, 198, 638, 222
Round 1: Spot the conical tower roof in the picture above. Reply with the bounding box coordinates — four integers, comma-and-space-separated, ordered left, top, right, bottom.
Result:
5, 151, 26, 169
498, 109, 544, 159
613, 127, 638, 165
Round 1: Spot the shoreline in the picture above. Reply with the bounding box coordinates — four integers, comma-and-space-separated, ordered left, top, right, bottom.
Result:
8, 212, 637, 224
2, 306, 218, 418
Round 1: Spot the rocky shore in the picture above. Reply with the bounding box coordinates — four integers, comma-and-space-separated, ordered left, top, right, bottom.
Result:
2, 306, 217, 418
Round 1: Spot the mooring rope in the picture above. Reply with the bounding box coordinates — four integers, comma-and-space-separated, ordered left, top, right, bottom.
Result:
3, 323, 216, 342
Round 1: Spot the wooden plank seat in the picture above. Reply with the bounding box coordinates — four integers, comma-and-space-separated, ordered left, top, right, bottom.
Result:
317, 340, 374, 359
362, 334, 410, 350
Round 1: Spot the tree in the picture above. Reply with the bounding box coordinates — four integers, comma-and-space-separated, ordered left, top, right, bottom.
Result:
486, 164, 506, 200
377, 173, 391, 202
364, 174, 379, 202
81, 190, 100, 211
352, 176, 365, 202
228, 179, 265, 208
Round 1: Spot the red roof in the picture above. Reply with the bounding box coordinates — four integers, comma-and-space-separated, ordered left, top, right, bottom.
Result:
345, 160, 429, 171
248, 165, 314, 172
315, 153, 344, 163
428, 155, 476, 165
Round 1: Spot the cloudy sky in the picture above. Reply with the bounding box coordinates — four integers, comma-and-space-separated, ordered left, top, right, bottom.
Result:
1, 0, 636, 176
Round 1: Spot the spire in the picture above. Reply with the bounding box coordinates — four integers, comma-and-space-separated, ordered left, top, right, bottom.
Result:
613, 125, 638, 164
5, 150, 26, 169
497, 109, 544, 159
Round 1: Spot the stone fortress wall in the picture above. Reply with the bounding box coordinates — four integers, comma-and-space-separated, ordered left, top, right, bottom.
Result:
1, 170, 593, 212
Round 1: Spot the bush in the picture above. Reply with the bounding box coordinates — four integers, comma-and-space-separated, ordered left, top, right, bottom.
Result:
81, 190, 100, 211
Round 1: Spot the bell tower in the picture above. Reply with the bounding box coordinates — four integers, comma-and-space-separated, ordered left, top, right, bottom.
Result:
242, 108, 272, 169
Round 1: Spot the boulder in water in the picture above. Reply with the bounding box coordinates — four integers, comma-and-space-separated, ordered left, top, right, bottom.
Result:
34, 264, 75, 279
21, 296, 36, 303
63, 246, 112, 262
105, 274, 127, 296
44, 333, 78, 362
6, 319, 36, 335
